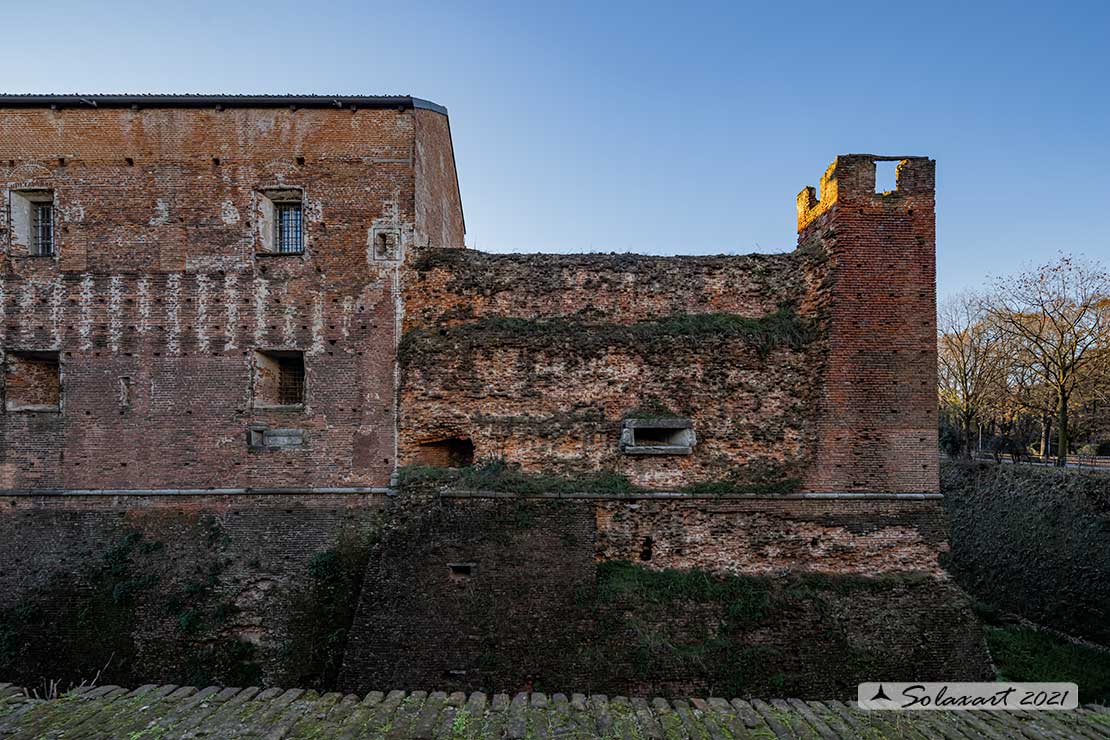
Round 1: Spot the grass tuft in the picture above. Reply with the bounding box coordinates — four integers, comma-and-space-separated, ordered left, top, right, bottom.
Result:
987, 626, 1110, 705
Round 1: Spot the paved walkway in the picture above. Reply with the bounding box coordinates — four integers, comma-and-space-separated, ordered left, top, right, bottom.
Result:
1, 683, 1108, 738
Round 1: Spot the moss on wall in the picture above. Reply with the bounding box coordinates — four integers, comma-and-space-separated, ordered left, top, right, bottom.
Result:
340, 496, 992, 698
588, 561, 987, 698
0, 497, 382, 693
397, 460, 802, 496
399, 307, 818, 366
942, 461, 1110, 645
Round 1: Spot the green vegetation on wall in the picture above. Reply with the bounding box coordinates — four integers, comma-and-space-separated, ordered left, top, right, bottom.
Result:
285, 541, 371, 690
986, 625, 1110, 705
399, 306, 818, 366
587, 561, 965, 698
397, 460, 802, 496
0, 520, 267, 692
942, 461, 1110, 645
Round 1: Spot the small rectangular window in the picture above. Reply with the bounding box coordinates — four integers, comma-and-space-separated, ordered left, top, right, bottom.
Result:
619, 418, 696, 456
4, 351, 61, 412
875, 160, 898, 193
448, 563, 476, 582
9, 189, 55, 256
276, 202, 303, 254
253, 350, 305, 408
256, 189, 305, 255
32, 201, 54, 256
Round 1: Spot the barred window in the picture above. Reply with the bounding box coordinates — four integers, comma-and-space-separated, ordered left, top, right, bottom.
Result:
253, 350, 305, 408
31, 201, 54, 256
276, 356, 304, 405
275, 202, 303, 254
10, 190, 55, 256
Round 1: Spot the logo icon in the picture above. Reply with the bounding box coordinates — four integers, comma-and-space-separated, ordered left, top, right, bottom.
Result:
870, 684, 892, 702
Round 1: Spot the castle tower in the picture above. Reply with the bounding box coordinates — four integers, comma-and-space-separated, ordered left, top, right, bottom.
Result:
797, 155, 939, 492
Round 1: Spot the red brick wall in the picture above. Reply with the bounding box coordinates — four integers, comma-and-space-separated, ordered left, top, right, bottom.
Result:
595, 495, 948, 576
0, 105, 460, 491
797, 156, 939, 492
413, 109, 465, 248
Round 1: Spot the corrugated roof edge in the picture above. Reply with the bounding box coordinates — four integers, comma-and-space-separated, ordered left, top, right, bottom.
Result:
0, 94, 449, 117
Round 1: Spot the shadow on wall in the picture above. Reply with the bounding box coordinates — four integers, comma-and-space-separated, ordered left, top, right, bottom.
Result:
0, 497, 382, 693
942, 461, 1110, 646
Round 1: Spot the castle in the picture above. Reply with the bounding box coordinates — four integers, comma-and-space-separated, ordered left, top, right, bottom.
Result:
0, 96, 987, 696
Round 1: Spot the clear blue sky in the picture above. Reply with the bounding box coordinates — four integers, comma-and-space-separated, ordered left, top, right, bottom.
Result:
3, 0, 1107, 298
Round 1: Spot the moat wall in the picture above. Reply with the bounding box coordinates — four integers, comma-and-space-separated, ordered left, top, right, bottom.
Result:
339, 489, 990, 698
0, 493, 383, 692
942, 461, 1110, 645
11, 464, 1104, 697
1, 486, 993, 698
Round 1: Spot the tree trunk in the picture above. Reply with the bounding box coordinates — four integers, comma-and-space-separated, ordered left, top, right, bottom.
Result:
963, 410, 975, 459
1057, 389, 1069, 466
1039, 413, 1052, 459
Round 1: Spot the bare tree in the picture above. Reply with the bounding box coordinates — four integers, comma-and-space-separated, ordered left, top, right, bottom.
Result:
985, 254, 1110, 464
937, 291, 1006, 457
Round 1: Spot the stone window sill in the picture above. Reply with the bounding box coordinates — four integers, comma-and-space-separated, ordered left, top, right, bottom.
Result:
5, 404, 61, 413
620, 445, 693, 456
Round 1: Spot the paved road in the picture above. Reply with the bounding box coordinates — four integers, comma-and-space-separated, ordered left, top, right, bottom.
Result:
1, 683, 1108, 738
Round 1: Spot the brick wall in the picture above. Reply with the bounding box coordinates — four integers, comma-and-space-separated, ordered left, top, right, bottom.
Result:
399, 250, 826, 490
0, 492, 384, 690
0, 102, 463, 491
413, 109, 465, 248
398, 154, 937, 493
595, 495, 949, 576
943, 461, 1110, 644
339, 491, 990, 697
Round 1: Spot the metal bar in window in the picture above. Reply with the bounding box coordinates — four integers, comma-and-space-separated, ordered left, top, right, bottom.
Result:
277, 359, 304, 405
276, 203, 303, 253
32, 202, 54, 256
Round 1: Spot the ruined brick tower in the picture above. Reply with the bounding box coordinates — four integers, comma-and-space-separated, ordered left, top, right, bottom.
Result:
797, 155, 938, 492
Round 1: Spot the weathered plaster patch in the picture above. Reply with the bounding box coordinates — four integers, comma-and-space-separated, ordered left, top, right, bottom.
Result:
18, 282, 35, 345
223, 274, 240, 351
310, 292, 325, 355
49, 277, 65, 347
340, 295, 354, 339
78, 274, 95, 351
195, 274, 210, 352
149, 199, 170, 226
304, 196, 323, 223
0, 279, 5, 344
166, 273, 181, 355
282, 287, 297, 346
220, 200, 240, 225
56, 200, 84, 223
253, 277, 269, 346
108, 275, 123, 353
136, 276, 151, 337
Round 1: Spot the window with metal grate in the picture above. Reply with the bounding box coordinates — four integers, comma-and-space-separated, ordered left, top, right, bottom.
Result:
31, 201, 54, 256
277, 357, 305, 405
275, 202, 303, 253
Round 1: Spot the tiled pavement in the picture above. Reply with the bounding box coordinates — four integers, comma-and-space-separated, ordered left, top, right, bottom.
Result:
1, 682, 1108, 738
